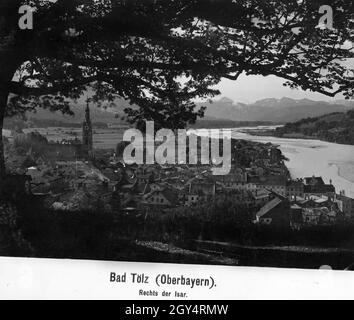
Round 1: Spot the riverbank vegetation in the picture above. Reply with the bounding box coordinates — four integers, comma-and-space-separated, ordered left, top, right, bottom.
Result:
274, 110, 354, 145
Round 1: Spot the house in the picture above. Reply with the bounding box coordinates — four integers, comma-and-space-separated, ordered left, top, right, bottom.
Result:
185, 193, 209, 206
137, 173, 153, 186
251, 189, 273, 206
185, 181, 216, 206
292, 197, 317, 208
303, 176, 335, 198
294, 195, 333, 209
225, 180, 247, 190
334, 191, 354, 219
140, 181, 168, 195
290, 204, 303, 230
143, 188, 178, 207
149, 183, 165, 192
286, 180, 304, 199
212, 168, 248, 188
215, 189, 255, 207
320, 210, 339, 225
188, 179, 216, 192
245, 181, 258, 192
302, 207, 338, 226
254, 197, 290, 226
256, 176, 287, 197
308, 195, 332, 208
302, 208, 322, 225
26, 166, 43, 181
304, 176, 325, 186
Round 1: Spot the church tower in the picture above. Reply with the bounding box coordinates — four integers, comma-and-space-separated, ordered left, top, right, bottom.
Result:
82, 99, 93, 157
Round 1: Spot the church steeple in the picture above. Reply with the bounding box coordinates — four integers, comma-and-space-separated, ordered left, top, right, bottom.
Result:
85, 99, 91, 123
82, 98, 93, 156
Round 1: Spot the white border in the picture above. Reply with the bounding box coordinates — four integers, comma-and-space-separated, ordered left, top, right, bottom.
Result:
0, 257, 354, 300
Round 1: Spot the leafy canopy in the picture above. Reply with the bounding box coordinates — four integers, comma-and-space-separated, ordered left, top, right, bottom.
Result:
1, 0, 353, 128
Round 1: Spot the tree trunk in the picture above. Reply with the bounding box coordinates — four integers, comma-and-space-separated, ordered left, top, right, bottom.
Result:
0, 60, 19, 191
0, 58, 18, 191
0, 20, 23, 192
0, 90, 7, 168
0, 90, 8, 194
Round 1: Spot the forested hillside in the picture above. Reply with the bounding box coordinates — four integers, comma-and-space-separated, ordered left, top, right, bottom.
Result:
275, 110, 354, 145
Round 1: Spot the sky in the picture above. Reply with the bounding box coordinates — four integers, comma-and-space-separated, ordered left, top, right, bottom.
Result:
213, 74, 345, 104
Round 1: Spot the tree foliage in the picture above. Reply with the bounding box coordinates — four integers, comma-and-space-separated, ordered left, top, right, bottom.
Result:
0, 0, 353, 125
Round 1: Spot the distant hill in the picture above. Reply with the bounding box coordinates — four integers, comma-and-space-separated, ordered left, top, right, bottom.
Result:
200, 97, 354, 123
4, 95, 354, 130
4, 97, 132, 129
274, 110, 354, 145
190, 118, 277, 129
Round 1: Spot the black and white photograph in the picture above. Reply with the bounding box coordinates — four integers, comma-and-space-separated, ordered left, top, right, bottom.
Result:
0, 0, 354, 277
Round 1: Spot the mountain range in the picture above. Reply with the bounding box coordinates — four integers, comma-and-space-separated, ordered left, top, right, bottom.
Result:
199, 97, 354, 123
5, 96, 354, 129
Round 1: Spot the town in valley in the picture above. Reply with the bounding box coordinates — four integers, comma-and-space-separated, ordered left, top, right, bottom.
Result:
2, 101, 354, 268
